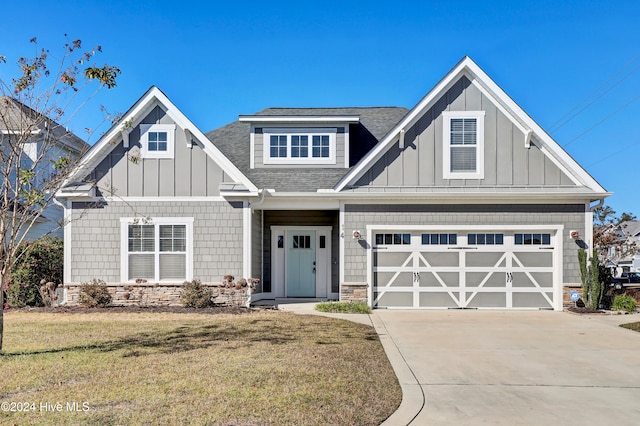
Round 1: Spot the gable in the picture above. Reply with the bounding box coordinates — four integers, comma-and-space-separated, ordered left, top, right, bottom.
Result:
353, 76, 575, 189
60, 87, 257, 199
88, 106, 233, 197
337, 57, 609, 200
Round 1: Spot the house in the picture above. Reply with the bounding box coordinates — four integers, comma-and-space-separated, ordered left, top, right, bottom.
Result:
600, 220, 640, 275
56, 57, 610, 310
0, 96, 88, 241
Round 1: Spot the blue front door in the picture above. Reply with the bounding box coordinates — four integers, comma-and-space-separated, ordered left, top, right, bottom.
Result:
287, 231, 316, 297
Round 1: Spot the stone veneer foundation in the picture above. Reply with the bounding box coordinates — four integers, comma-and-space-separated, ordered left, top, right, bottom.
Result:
63, 282, 261, 307
340, 282, 368, 303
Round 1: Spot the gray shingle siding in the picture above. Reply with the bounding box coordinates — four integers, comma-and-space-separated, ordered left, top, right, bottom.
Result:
70, 200, 244, 283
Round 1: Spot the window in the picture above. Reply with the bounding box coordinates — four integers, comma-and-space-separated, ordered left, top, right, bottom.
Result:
312, 135, 330, 158
468, 233, 504, 245
263, 128, 336, 164
140, 124, 176, 159
442, 111, 485, 179
514, 233, 551, 245
292, 235, 311, 249
421, 233, 457, 245
375, 233, 411, 245
121, 218, 193, 282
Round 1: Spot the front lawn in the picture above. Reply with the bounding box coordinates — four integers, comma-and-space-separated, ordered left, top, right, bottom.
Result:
1, 310, 401, 425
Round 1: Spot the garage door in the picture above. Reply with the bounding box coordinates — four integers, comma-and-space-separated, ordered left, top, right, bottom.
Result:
372, 229, 558, 309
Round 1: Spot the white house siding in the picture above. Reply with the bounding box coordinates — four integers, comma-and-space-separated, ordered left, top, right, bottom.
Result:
342, 203, 586, 286
69, 200, 244, 284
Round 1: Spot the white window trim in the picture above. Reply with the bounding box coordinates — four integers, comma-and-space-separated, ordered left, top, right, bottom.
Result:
120, 217, 194, 283
139, 123, 176, 159
262, 128, 337, 165
442, 111, 485, 179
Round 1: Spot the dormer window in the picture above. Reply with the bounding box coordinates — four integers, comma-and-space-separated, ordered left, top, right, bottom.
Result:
263, 128, 336, 165
140, 123, 176, 159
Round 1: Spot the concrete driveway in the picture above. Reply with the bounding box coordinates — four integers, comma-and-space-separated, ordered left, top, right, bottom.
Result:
373, 310, 640, 425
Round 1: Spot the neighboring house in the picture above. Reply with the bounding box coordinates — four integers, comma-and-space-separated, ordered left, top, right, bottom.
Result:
0, 96, 88, 240
600, 220, 640, 275
56, 57, 610, 310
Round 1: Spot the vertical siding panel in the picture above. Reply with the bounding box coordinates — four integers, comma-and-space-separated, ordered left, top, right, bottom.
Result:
206, 155, 223, 196
386, 142, 403, 186
158, 159, 174, 196
496, 111, 515, 185
418, 108, 436, 186
433, 96, 448, 186
512, 122, 528, 185
528, 143, 545, 185
370, 156, 388, 186
543, 155, 561, 185
191, 144, 207, 196
484, 93, 500, 185
464, 79, 482, 110
174, 142, 191, 196
144, 159, 159, 196
448, 79, 465, 111
402, 126, 419, 186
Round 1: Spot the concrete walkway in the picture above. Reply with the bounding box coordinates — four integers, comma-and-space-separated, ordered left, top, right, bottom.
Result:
278, 303, 640, 425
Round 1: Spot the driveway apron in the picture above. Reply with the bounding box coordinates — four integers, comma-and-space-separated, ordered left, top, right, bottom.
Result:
374, 310, 640, 425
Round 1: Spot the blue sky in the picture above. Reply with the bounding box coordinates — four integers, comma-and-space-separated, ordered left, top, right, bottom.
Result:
2, 0, 639, 216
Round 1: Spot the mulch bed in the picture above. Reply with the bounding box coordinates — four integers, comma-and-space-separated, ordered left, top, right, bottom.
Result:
4, 305, 255, 315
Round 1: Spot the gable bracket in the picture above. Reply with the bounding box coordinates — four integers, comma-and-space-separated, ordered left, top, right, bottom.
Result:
398, 129, 405, 149
524, 129, 532, 149
184, 128, 194, 148
120, 125, 133, 148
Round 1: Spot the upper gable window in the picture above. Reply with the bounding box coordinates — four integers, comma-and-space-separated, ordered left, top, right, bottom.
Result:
442, 111, 485, 179
263, 128, 336, 165
140, 123, 176, 159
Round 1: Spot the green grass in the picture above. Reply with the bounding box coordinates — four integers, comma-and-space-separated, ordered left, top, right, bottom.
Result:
620, 322, 640, 332
1, 310, 400, 425
315, 301, 372, 314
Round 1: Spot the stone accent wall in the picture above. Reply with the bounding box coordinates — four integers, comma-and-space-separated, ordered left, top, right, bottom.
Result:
562, 284, 583, 309
64, 281, 258, 307
341, 282, 368, 303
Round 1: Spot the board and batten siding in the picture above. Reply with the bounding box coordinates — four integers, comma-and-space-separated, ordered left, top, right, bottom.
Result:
254, 126, 346, 168
69, 200, 244, 284
89, 106, 232, 197
342, 204, 586, 286
354, 76, 574, 189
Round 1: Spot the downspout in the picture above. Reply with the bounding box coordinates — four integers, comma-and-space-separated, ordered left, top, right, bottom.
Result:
52, 196, 68, 305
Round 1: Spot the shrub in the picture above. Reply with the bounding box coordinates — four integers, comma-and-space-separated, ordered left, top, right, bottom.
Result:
180, 279, 214, 308
315, 301, 372, 314
78, 279, 112, 307
6, 237, 63, 307
612, 295, 637, 313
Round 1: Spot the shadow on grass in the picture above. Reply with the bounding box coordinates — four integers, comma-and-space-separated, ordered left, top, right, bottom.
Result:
1, 316, 377, 358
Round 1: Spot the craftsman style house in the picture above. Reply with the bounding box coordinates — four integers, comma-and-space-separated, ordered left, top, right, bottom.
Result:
57, 57, 609, 310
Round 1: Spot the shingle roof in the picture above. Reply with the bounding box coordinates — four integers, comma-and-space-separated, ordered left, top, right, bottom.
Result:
0, 96, 88, 154
206, 107, 408, 192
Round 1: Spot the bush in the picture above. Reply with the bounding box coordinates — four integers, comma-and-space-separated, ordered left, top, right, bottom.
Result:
180, 279, 214, 308
315, 301, 372, 314
78, 279, 112, 307
6, 237, 63, 307
612, 294, 637, 313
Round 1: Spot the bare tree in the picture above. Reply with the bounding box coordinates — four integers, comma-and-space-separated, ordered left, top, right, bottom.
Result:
0, 36, 120, 350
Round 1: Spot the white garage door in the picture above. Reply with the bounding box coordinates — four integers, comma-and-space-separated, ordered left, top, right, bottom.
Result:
371, 227, 560, 310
